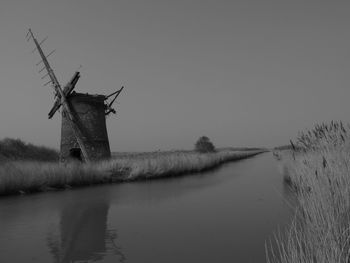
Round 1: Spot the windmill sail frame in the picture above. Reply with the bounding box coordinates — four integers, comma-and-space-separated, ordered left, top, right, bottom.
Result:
27, 29, 91, 162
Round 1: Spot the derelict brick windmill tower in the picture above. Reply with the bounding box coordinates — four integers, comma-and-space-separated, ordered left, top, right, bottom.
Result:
26, 29, 124, 162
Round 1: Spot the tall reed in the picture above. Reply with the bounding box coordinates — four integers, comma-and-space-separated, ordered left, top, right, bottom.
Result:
0, 149, 264, 196
268, 122, 350, 263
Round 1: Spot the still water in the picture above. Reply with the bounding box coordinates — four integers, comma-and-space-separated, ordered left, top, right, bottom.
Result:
0, 153, 295, 263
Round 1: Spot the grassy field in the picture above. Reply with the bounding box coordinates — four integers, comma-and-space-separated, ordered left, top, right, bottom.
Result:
268, 122, 350, 263
0, 148, 265, 196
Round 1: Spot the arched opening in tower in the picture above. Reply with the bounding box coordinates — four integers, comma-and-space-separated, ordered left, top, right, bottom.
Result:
69, 148, 82, 162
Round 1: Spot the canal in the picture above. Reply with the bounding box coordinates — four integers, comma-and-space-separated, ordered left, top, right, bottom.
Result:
0, 153, 295, 263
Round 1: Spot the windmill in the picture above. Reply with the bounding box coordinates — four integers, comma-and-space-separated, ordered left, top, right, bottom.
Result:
26, 29, 124, 163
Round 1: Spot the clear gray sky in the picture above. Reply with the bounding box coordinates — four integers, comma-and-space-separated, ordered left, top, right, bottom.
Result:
1, 0, 350, 151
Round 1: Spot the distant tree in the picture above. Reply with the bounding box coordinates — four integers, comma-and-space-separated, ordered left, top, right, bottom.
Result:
195, 136, 216, 153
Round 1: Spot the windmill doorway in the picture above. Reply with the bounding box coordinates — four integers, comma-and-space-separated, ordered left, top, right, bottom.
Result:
69, 148, 82, 162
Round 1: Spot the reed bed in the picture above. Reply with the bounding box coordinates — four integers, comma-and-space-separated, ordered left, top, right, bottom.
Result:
0, 149, 264, 196
268, 121, 350, 263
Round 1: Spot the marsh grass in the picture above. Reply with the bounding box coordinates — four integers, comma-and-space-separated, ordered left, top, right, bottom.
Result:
268, 122, 350, 263
0, 149, 264, 196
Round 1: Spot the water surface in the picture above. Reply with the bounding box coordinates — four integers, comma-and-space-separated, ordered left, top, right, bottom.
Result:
0, 153, 295, 263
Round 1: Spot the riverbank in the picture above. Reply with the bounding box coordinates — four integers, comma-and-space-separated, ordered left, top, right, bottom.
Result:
0, 149, 266, 196
268, 122, 350, 263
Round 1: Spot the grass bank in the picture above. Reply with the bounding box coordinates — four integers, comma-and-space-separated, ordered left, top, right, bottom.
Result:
0, 138, 58, 162
0, 149, 265, 196
268, 122, 350, 263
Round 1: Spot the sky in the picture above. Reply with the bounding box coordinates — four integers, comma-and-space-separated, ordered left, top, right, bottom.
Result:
0, 0, 350, 151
